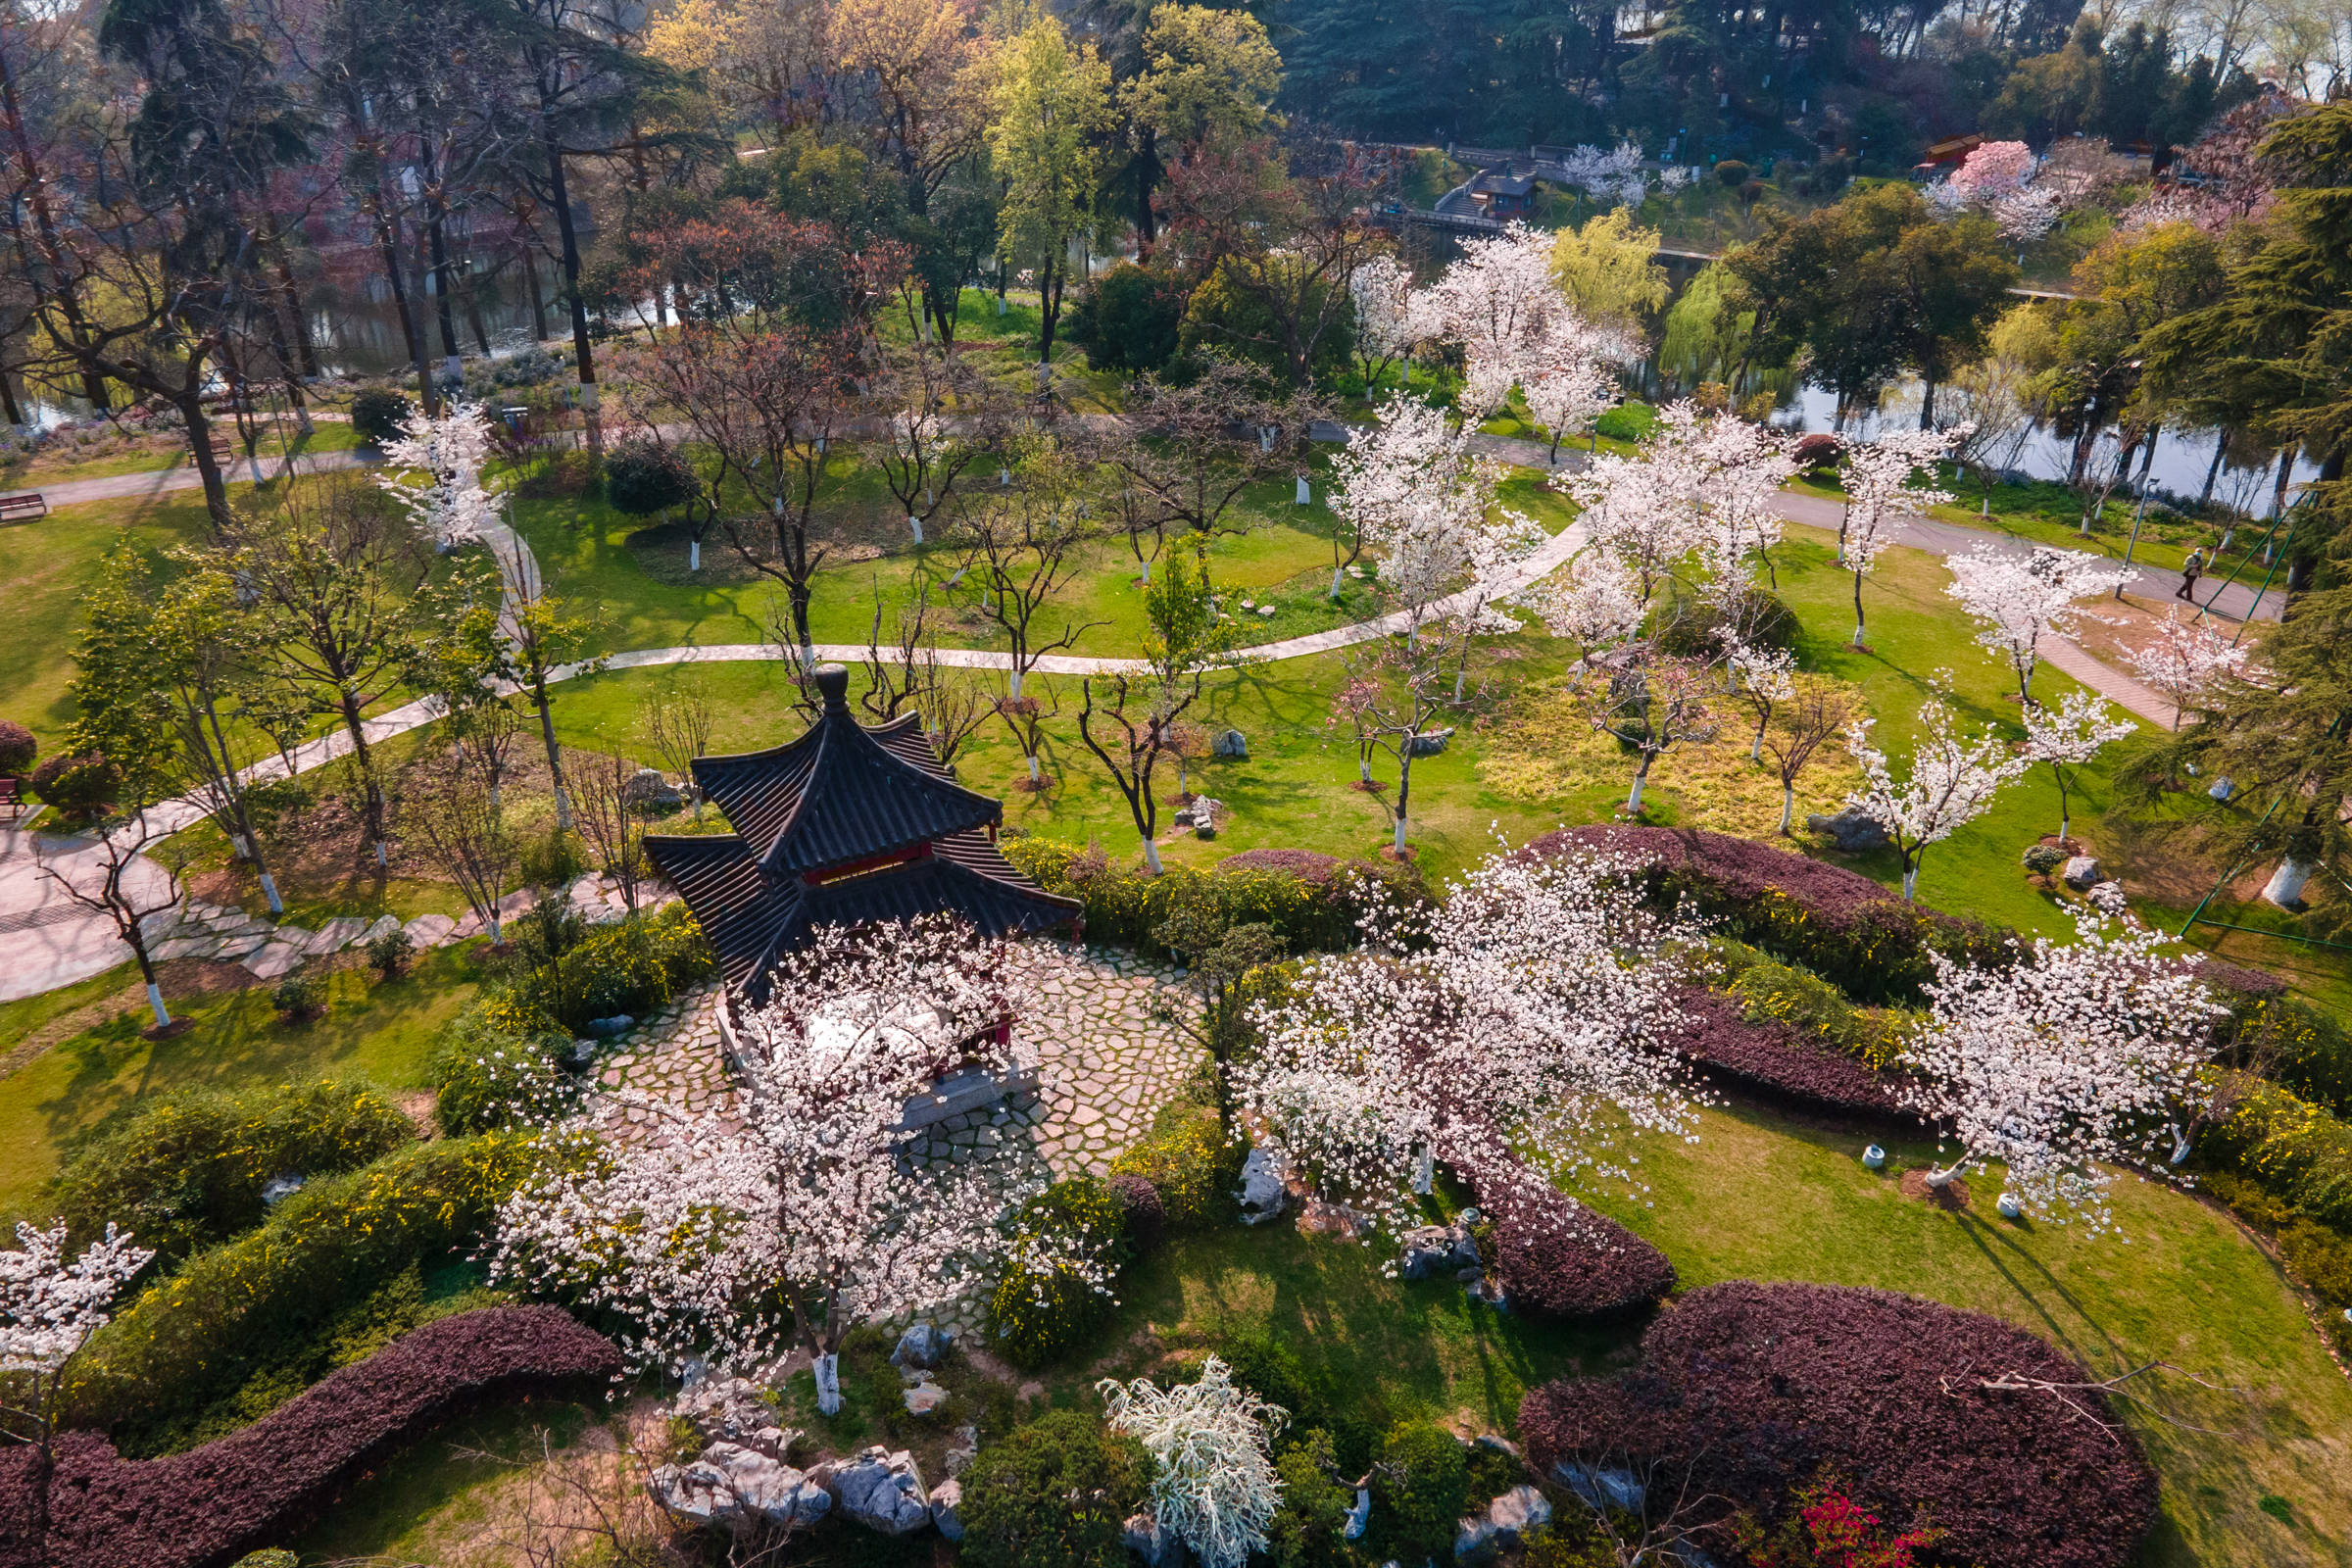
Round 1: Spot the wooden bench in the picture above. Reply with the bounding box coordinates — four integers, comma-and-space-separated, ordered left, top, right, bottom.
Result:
0, 778, 21, 820
0, 493, 46, 521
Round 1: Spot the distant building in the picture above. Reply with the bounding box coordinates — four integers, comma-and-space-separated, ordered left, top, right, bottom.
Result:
1469, 169, 1538, 217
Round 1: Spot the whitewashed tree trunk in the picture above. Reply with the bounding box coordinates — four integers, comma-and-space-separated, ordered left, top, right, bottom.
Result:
2263, 858, 2314, 908
689, 539, 701, 571
1143, 837, 1162, 874
1007, 667, 1023, 701
1026, 754, 1041, 783
1901, 863, 1920, 901
909, 515, 923, 543
488, 915, 503, 943
1296, 475, 1311, 505
1924, 1158, 1969, 1188
1330, 565, 1345, 599
1411, 1146, 1434, 1194
259, 872, 284, 915
145, 981, 171, 1030
1393, 813, 1408, 852
1626, 768, 1647, 812
814, 1351, 843, 1416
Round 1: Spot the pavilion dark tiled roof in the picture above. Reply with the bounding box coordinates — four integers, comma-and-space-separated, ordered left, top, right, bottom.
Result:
646, 664, 1079, 1005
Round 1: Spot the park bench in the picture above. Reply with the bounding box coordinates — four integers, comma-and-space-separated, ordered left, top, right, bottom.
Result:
0, 492, 46, 521
0, 779, 21, 821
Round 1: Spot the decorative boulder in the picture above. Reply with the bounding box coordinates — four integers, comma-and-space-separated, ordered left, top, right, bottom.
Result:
2061, 856, 2103, 892
930, 1475, 965, 1542
1235, 1148, 1287, 1225
672, 1375, 788, 1446
1124, 1510, 1190, 1568
1550, 1461, 1645, 1514
1805, 808, 1889, 854
891, 1321, 951, 1370
1211, 728, 1249, 760
1453, 1484, 1552, 1562
652, 1443, 832, 1533
624, 766, 684, 810
582, 1013, 635, 1038
2207, 776, 2234, 802
827, 1446, 932, 1536
1398, 1221, 1481, 1281
903, 1378, 951, 1416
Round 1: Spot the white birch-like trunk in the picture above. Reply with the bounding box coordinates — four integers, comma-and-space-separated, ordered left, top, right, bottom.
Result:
146, 981, 171, 1030
2263, 858, 2314, 908
1143, 838, 1161, 874
909, 515, 923, 543
689, 539, 701, 571
814, 1351, 843, 1415
259, 872, 284, 915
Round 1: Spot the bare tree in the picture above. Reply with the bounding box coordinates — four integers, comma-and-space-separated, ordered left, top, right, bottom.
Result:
1098, 363, 1331, 557
401, 746, 517, 943
639, 678, 714, 821
569, 743, 651, 913
1574, 651, 1722, 815
1079, 670, 1200, 875
34, 809, 184, 1030
1760, 675, 1856, 836
866, 332, 1001, 545
1332, 627, 1478, 855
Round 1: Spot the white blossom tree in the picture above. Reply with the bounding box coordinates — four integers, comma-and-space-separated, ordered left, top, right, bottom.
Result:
1560, 401, 1710, 609
2022, 690, 2135, 844
1902, 898, 2223, 1231
0, 1220, 153, 1540
1348, 255, 1420, 396
1843, 679, 2031, 900
1523, 323, 1623, 463
1554, 141, 1651, 212
1690, 413, 1798, 609
1838, 427, 1961, 650
1522, 546, 1646, 662
2123, 608, 2252, 730
1239, 845, 1701, 1237
1413, 222, 1574, 420
1728, 638, 1798, 761
487, 915, 1043, 1413
1943, 543, 2130, 706
376, 398, 502, 550
1099, 1355, 1286, 1568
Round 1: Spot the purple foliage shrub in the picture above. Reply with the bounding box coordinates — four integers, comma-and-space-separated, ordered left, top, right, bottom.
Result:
0, 1306, 621, 1568
0, 721, 33, 776
1519, 1282, 2158, 1568
1526, 825, 2005, 1004
1674, 987, 1922, 1124
1109, 1171, 1166, 1251
1478, 1177, 1675, 1321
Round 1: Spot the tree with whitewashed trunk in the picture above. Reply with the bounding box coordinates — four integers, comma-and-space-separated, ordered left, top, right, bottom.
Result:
1727, 638, 1798, 762
1329, 622, 1483, 852
1348, 255, 1420, 395
1413, 222, 1569, 417
1690, 413, 1798, 606
487, 915, 1044, 1413
33, 807, 184, 1030
376, 399, 501, 550
0, 1220, 153, 1544
1842, 678, 2031, 900
1837, 427, 1962, 649
1900, 893, 2224, 1230
1099, 1356, 1286, 1568
1942, 543, 2130, 707
1558, 400, 1709, 610
1759, 675, 1857, 836
2022, 690, 2135, 844
2122, 607, 2251, 730
1575, 650, 1722, 813
1521, 546, 1647, 664
1522, 325, 1623, 463
1238, 844, 1701, 1240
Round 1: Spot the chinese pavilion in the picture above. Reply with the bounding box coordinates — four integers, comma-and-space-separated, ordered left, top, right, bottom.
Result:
644, 663, 1081, 1009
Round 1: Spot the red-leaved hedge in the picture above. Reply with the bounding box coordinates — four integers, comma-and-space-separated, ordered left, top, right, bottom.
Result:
1674, 987, 1924, 1126
1526, 825, 2006, 1004
1478, 1177, 1675, 1321
0, 1306, 620, 1568
1519, 1282, 2158, 1568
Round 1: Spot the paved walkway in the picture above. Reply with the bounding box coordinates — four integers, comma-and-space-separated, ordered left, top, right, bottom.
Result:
4, 446, 375, 512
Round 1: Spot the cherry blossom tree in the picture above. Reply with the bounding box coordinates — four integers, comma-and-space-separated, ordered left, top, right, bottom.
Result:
2123, 608, 2252, 730
1902, 898, 2223, 1231
1577, 651, 1722, 813
1838, 428, 1960, 650
1239, 844, 1702, 1236
1522, 547, 1646, 662
488, 915, 1041, 1414
1523, 324, 1623, 463
1554, 142, 1650, 213
1947, 141, 2036, 204
376, 399, 501, 550
1348, 255, 1419, 394
1843, 679, 2031, 900
1414, 222, 1566, 418
1560, 402, 1709, 609
1943, 544, 2130, 706
1728, 639, 1798, 761
2023, 691, 2135, 844
1690, 414, 1799, 607
0, 1220, 153, 1543
1099, 1355, 1286, 1568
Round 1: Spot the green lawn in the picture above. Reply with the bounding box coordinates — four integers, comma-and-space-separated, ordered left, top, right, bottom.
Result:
0, 945, 479, 1223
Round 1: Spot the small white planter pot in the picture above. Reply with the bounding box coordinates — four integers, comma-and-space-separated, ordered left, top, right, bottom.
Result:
1861, 1145, 1886, 1170
1996, 1192, 2025, 1220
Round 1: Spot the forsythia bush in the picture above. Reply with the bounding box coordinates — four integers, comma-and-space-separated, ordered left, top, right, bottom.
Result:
429, 1007, 581, 1135
502, 904, 715, 1032
1107, 1098, 1245, 1232
1000, 839, 1426, 958
2197, 1072, 2352, 1231
1718, 945, 1918, 1070
987, 1178, 1130, 1368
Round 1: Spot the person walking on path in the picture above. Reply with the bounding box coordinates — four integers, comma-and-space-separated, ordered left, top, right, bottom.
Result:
2178, 548, 2205, 602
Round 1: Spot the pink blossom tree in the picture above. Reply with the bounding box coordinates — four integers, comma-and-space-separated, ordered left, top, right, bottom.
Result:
1838, 427, 1961, 650
1948, 141, 2036, 204
1843, 679, 2031, 900
1902, 899, 2223, 1231
2123, 608, 2251, 730
2022, 690, 2135, 844
487, 915, 1046, 1413
1238, 844, 1702, 1236
0, 1219, 153, 1542
1943, 544, 2130, 706
1348, 255, 1420, 395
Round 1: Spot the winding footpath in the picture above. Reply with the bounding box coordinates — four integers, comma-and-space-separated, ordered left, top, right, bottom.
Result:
0, 430, 2246, 1002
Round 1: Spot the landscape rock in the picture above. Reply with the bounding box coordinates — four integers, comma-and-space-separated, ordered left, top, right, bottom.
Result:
1296, 1197, 1376, 1241
891, 1321, 952, 1369
1806, 808, 1889, 854
1454, 1485, 1552, 1561
945, 1424, 980, 1478
929, 1476, 964, 1542
583, 1013, 636, 1037
828, 1446, 931, 1536
2061, 856, 2103, 891
1125, 1510, 1189, 1568
651, 1442, 832, 1533
1211, 728, 1249, 760
1551, 1461, 1644, 1514
903, 1378, 951, 1416
1236, 1148, 1287, 1225
1398, 1221, 1480, 1281
2207, 776, 2234, 802
624, 766, 684, 809
672, 1376, 787, 1446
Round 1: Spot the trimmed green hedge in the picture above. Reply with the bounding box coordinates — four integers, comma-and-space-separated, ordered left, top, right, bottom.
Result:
500, 904, 715, 1033
54, 1082, 416, 1265
2196, 1170, 2352, 1355
65, 1132, 537, 1446
999, 839, 1426, 960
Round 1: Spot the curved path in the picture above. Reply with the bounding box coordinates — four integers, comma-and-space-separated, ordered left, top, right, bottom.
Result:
3, 429, 2212, 1001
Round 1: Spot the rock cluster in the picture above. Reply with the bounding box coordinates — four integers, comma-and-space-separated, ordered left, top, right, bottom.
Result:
1805, 807, 1889, 854
1236, 1148, 1287, 1225
1398, 1215, 1482, 1281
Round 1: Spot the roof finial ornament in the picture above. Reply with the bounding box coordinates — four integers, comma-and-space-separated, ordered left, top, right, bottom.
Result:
813, 662, 851, 711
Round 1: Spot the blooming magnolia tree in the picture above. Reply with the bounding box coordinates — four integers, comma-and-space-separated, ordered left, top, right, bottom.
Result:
1943, 544, 2130, 706
2023, 690, 2135, 843
1, 1219, 152, 1536
488, 915, 1040, 1413
377, 398, 502, 550
1903, 898, 2223, 1230
2123, 608, 2251, 730
1843, 679, 2030, 900
1239, 846, 1701, 1238
1099, 1355, 1286, 1568
1838, 427, 1961, 649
